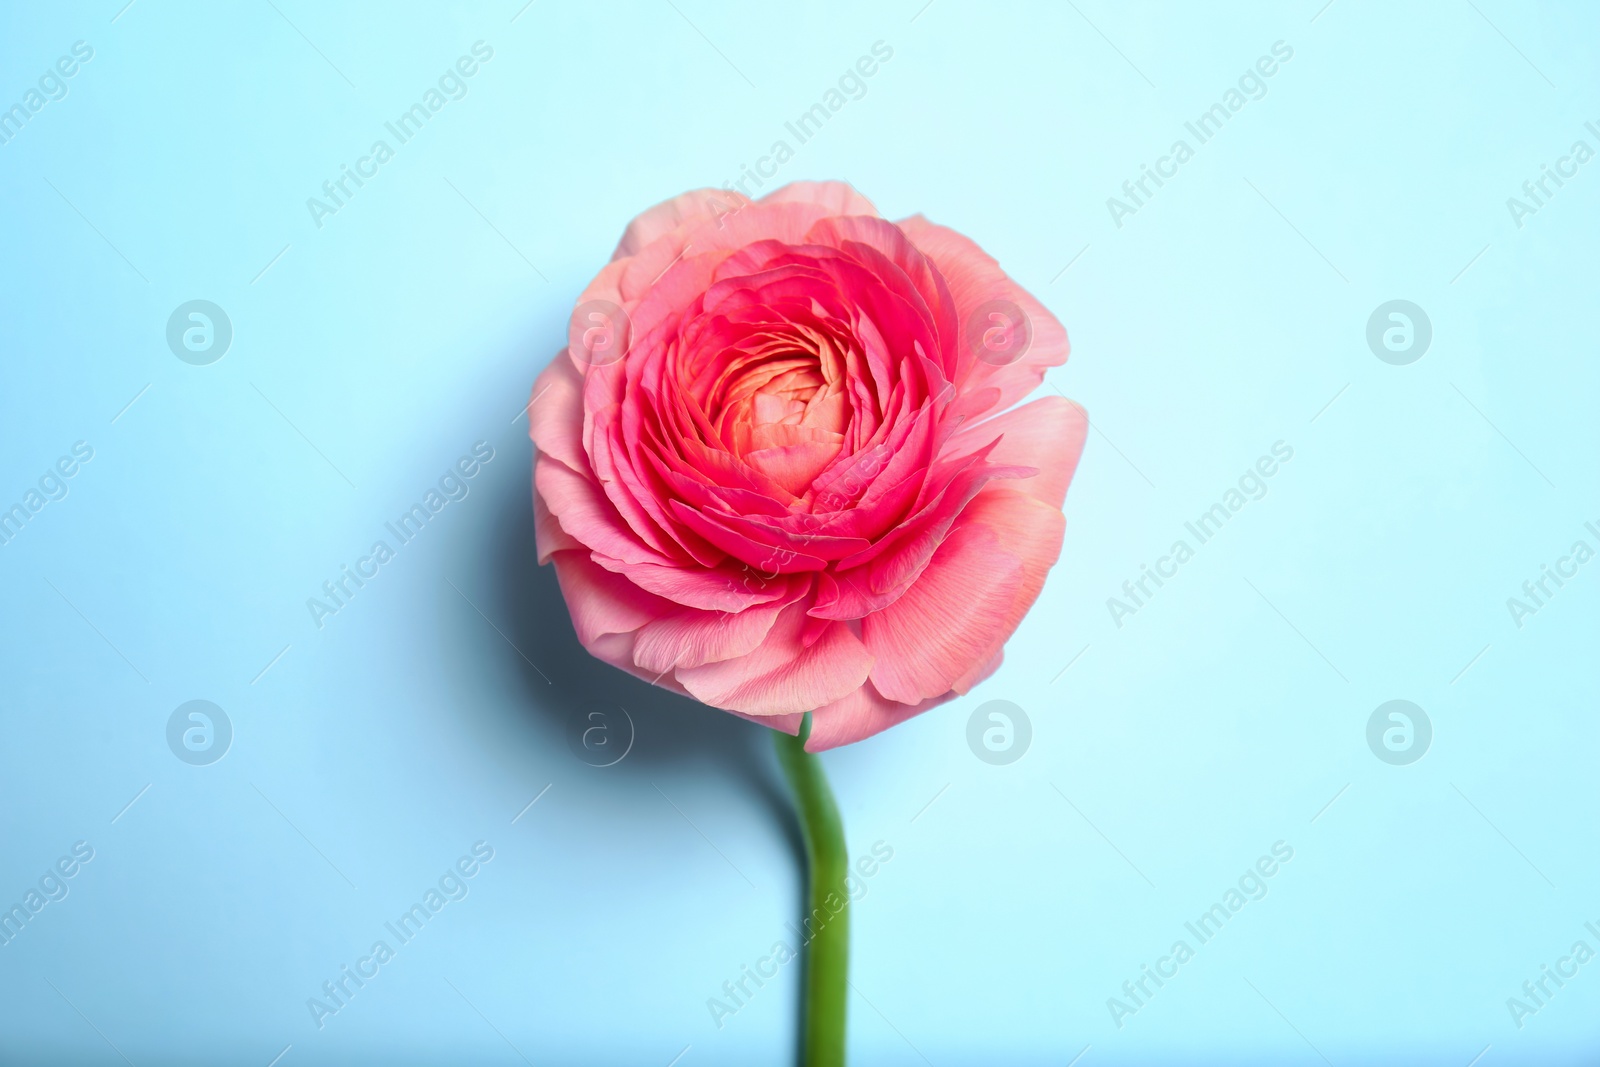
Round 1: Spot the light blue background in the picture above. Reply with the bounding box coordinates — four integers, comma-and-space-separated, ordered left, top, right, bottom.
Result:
2, 1, 1597, 1063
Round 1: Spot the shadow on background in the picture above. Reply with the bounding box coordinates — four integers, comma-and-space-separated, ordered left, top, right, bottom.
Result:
483, 447, 798, 829
481, 441, 809, 1066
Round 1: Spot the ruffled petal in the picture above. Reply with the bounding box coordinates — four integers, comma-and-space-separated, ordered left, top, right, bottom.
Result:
806, 680, 938, 751
528, 353, 587, 473
535, 458, 669, 569
674, 601, 873, 715
896, 215, 1070, 419
758, 180, 880, 218
631, 595, 794, 674
861, 519, 1024, 704
547, 548, 664, 649
612, 187, 751, 261
942, 395, 1088, 510
947, 487, 1065, 693
533, 470, 581, 564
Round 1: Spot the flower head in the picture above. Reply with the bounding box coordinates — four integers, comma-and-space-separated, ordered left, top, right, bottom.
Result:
531, 181, 1086, 749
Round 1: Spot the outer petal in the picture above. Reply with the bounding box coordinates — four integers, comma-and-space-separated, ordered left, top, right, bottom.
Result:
949, 487, 1067, 693
674, 601, 873, 715
806, 646, 1007, 751
546, 551, 701, 699
956, 644, 1005, 695
758, 180, 880, 218
730, 709, 806, 735
533, 467, 581, 564
547, 548, 663, 651
806, 681, 939, 751
612, 188, 750, 261
942, 395, 1089, 510
631, 595, 793, 674
896, 215, 1069, 418
528, 353, 588, 474
609, 201, 847, 314
536, 458, 668, 569
861, 520, 1024, 704
568, 256, 632, 347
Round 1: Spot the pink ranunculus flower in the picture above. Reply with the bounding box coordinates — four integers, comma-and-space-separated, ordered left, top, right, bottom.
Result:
529, 180, 1087, 750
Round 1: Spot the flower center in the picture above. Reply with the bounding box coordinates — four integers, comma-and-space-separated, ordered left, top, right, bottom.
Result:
708, 331, 851, 497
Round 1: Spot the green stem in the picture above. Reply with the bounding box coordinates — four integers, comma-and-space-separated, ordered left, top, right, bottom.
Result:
773, 713, 849, 1067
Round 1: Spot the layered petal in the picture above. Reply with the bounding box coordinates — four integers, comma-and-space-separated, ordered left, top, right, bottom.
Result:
612, 187, 749, 261
528, 352, 587, 472
896, 215, 1070, 419
807, 680, 938, 751
947, 487, 1066, 693
942, 395, 1089, 510
632, 595, 793, 675
674, 601, 874, 715
547, 548, 666, 651
761, 180, 881, 218
861, 518, 1024, 704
